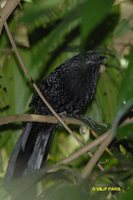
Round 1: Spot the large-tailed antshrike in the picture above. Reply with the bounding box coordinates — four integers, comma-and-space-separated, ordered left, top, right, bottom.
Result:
6, 51, 105, 181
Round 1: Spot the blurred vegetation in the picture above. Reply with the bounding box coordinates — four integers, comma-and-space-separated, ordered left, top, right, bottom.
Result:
0, 0, 133, 199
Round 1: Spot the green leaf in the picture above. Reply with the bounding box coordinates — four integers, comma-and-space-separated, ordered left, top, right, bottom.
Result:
0, 48, 32, 153
37, 180, 89, 200
30, 3, 82, 70
119, 184, 133, 200
81, 0, 113, 43
113, 19, 130, 37
5, 167, 80, 199
3, 51, 32, 114
96, 67, 122, 123
20, 0, 79, 32
112, 48, 133, 135
0, 70, 9, 110
117, 123, 133, 140
0, 179, 11, 200
20, 0, 63, 29
116, 49, 133, 111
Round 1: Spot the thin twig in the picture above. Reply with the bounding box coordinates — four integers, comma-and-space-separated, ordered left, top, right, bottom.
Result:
0, 0, 21, 34
87, 151, 104, 171
4, 21, 81, 145
81, 132, 113, 179
0, 114, 85, 126
53, 132, 109, 168
91, 130, 114, 157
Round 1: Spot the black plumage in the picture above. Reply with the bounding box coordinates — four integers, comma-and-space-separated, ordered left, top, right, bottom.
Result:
5, 51, 105, 181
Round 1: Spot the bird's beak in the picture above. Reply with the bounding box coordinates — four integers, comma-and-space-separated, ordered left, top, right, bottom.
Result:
86, 56, 106, 65
96, 56, 107, 64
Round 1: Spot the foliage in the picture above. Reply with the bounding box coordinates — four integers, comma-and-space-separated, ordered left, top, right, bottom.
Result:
0, 0, 133, 199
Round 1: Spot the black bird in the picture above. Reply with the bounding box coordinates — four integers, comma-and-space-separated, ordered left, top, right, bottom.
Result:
5, 51, 105, 181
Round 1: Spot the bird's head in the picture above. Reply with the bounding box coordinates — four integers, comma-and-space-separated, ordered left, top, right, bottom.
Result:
84, 51, 106, 66
61, 51, 106, 89
68, 51, 106, 68
70, 51, 106, 78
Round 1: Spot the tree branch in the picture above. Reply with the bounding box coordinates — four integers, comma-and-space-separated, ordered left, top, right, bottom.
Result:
0, 113, 107, 171
0, 0, 21, 34
81, 131, 113, 179
53, 132, 109, 168
0, 114, 85, 127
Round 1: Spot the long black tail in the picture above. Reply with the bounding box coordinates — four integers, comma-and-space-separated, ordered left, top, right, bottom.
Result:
5, 122, 57, 182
